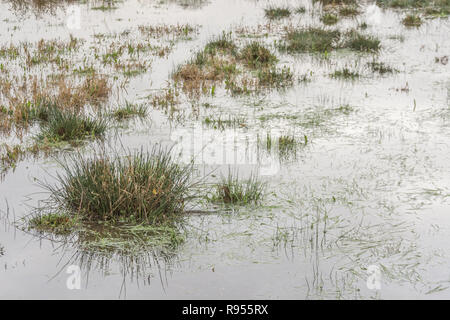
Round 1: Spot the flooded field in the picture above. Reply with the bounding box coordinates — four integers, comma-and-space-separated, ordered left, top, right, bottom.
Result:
0, 0, 449, 299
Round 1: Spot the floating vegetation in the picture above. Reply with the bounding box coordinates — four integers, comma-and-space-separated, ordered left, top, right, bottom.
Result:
208, 171, 265, 205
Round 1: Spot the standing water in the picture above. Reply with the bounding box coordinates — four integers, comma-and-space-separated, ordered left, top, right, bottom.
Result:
0, 0, 449, 299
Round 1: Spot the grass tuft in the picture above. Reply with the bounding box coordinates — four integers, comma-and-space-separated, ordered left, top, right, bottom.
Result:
402, 14, 423, 26
239, 42, 277, 68
42, 147, 195, 224
345, 31, 381, 52
279, 28, 341, 53
111, 102, 147, 120
209, 171, 265, 205
321, 13, 339, 25
331, 67, 360, 79
264, 6, 292, 19
36, 108, 106, 144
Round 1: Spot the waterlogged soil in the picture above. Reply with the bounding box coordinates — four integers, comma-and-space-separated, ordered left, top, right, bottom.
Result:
0, 0, 450, 299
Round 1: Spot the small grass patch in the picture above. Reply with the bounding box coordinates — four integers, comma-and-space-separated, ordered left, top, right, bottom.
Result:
377, 0, 449, 16
331, 67, 360, 79
264, 6, 292, 19
256, 66, 294, 88
367, 61, 397, 74
203, 115, 246, 130
36, 108, 106, 144
345, 31, 381, 52
295, 6, 306, 14
204, 32, 237, 56
277, 134, 304, 159
339, 5, 360, 16
402, 14, 423, 26
314, 0, 357, 5
321, 13, 339, 25
111, 102, 147, 120
239, 41, 277, 69
208, 171, 265, 205
279, 28, 341, 53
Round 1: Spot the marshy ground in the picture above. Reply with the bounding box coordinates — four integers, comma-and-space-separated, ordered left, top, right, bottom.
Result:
0, 0, 449, 299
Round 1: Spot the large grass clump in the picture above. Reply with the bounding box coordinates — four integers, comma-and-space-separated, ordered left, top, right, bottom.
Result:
43, 147, 195, 224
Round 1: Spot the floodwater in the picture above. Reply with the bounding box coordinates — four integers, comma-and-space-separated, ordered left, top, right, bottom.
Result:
0, 0, 449, 299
